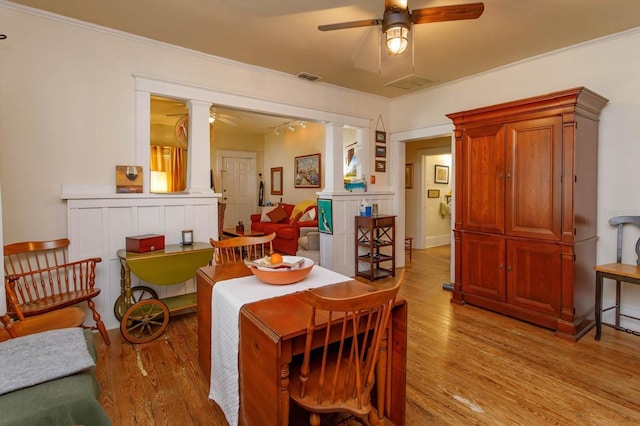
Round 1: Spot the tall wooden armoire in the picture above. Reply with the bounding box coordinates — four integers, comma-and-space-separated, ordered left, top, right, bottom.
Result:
447, 87, 608, 340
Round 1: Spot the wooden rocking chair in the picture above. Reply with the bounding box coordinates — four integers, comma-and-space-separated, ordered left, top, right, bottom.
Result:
1, 277, 86, 342
3, 238, 110, 344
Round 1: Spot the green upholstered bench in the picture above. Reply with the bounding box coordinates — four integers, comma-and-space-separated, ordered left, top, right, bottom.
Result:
0, 329, 111, 426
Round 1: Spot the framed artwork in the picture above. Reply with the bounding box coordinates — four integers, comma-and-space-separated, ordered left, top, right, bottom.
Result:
375, 145, 386, 158
375, 160, 386, 172
344, 144, 357, 178
435, 164, 449, 184
405, 163, 413, 188
375, 130, 386, 143
294, 154, 321, 188
116, 165, 143, 193
270, 167, 283, 195
427, 189, 440, 198
317, 198, 333, 234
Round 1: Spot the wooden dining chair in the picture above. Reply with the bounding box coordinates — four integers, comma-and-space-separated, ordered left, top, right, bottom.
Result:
209, 232, 276, 264
594, 216, 640, 340
290, 270, 405, 426
3, 238, 110, 344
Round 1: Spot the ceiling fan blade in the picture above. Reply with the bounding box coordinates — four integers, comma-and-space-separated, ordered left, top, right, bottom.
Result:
318, 18, 382, 32
217, 116, 239, 127
411, 3, 484, 25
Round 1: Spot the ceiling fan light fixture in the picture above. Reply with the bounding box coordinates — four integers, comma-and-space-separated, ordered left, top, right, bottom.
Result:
385, 25, 409, 55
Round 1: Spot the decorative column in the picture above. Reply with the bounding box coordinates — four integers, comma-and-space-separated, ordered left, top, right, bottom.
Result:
322, 123, 345, 193
188, 100, 213, 194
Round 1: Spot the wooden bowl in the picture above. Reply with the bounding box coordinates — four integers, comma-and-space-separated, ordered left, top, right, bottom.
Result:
249, 256, 314, 285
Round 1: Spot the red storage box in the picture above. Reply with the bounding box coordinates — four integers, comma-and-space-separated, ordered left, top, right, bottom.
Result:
126, 234, 165, 253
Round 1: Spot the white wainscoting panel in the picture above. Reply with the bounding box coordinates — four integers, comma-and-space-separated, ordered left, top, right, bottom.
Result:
318, 192, 397, 277
62, 188, 220, 330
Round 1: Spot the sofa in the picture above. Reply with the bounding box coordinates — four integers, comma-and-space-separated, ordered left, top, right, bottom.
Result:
250, 202, 318, 255
296, 227, 320, 265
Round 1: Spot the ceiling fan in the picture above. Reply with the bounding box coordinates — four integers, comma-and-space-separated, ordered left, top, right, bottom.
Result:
318, 1, 484, 55
209, 108, 239, 127
167, 107, 239, 127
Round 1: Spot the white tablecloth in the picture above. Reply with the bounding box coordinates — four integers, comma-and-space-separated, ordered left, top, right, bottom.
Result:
208, 265, 351, 426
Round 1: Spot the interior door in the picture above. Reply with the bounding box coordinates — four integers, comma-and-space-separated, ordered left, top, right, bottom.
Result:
220, 155, 256, 229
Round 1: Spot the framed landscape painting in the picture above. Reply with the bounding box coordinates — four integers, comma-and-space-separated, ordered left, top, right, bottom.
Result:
295, 154, 321, 188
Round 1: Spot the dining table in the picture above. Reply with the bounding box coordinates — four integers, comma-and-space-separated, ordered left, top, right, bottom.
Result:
196, 262, 407, 426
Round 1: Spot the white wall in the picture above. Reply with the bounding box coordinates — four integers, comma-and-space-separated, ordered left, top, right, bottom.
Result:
263, 123, 326, 206
391, 28, 640, 330
423, 153, 452, 247
0, 5, 389, 244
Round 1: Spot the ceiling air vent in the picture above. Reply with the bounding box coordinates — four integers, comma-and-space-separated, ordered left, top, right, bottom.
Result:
385, 74, 434, 91
296, 72, 322, 82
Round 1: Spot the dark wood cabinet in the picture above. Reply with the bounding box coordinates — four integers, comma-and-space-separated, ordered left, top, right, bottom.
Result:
448, 87, 608, 340
355, 215, 396, 281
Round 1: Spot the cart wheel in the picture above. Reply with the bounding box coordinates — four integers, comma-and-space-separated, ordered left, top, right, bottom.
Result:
120, 299, 169, 344
114, 286, 159, 321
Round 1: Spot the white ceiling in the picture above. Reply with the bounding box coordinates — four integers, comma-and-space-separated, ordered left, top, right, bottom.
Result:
10, 0, 640, 131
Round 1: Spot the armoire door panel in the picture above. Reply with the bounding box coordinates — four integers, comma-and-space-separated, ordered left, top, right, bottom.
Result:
461, 233, 506, 301
461, 125, 505, 234
505, 117, 562, 240
506, 239, 562, 316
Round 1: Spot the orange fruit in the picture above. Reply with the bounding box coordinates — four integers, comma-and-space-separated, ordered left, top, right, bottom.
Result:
269, 253, 283, 264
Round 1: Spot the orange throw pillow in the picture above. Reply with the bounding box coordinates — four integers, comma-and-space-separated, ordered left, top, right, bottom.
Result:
267, 205, 289, 223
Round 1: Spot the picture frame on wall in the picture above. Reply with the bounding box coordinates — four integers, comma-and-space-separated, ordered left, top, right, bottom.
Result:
116, 165, 143, 193
375, 145, 386, 158
375, 130, 386, 143
317, 198, 333, 234
375, 160, 386, 172
270, 167, 283, 195
405, 163, 413, 188
294, 153, 321, 188
434, 164, 449, 184
427, 189, 440, 198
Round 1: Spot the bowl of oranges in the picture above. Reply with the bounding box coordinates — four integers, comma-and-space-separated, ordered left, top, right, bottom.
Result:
245, 254, 314, 285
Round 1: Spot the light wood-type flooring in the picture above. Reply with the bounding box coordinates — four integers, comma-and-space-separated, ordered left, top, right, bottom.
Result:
94, 246, 640, 425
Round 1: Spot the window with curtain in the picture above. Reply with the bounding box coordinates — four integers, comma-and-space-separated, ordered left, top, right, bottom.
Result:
150, 146, 187, 192
150, 95, 189, 193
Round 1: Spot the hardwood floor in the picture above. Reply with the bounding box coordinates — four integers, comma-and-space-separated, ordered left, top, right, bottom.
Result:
94, 246, 640, 425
